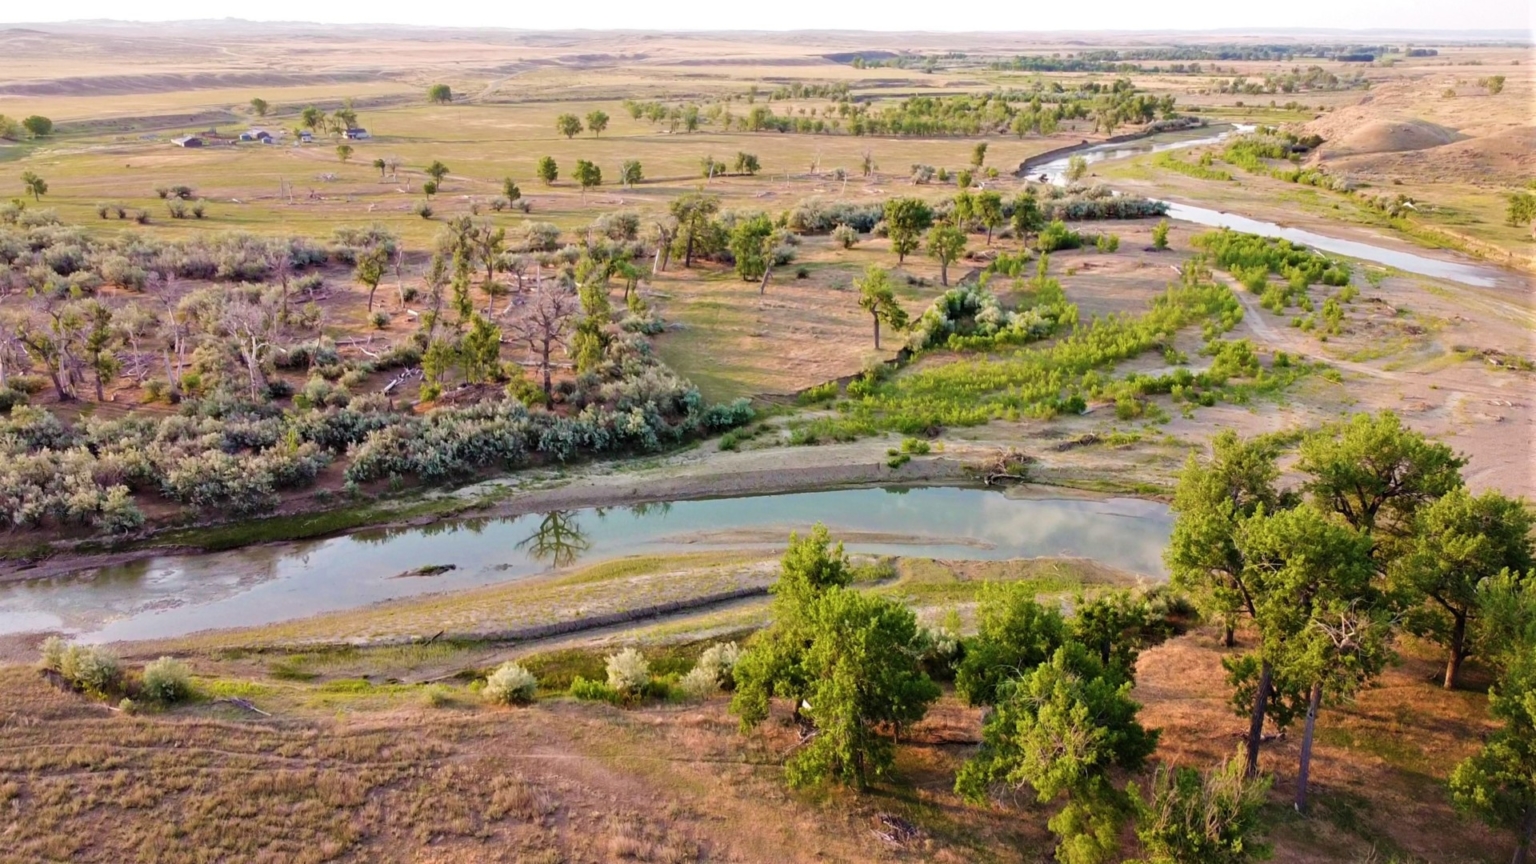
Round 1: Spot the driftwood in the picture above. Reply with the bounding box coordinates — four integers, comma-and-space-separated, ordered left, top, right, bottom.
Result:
214, 697, 272, 717
977, 447, 1036, 486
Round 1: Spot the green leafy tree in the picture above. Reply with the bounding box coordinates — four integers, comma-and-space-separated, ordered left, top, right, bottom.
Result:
1152, 219, 1171, 250
971, 141, 988, 168
957, 643, 1158, 864
783, 587, 940, 789
19, 170, 47, 202
571, 279, 613, 374
502, 177, 522, 202
669, 192, 721, 269
1298, 410, 1465, 539
78, 300, 119, 402
733, 525, 854, 729
1066, 153, 1089, 183
372, 157, 387, 178
619, 160, 643, 188
1166, 430, 1292, 775
249, 98, 269, 117
300, 106, 325, 133
883, 197, 934, 264
1071, 590, 1154, 676
1129, 754, 1272, 864
21, 115, 53, 138
459, 314, 501, 383
1011, 189, 1045, 245
854, 265, 908, 349
728, 213, 774, 282
585, 110, 609, 137
926, 223, 967, 287
537, 156, 558, 186
955, 580, 1066, 706
355, 246, 389, 313
335, 143, 354, 163
1508, 191, 1536, 230
1393, 489, 1533, 689
425, 160, 450, 186
427, 84, 453, 104
556, 113, 583, 139
1451, 572, 1536, 864
1236, 502, 1388, 812
975, 190, 1004, 244
572, 159, 602, 200
734, 152, 761, 175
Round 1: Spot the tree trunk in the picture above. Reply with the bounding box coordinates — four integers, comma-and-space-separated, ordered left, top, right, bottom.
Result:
540, 343, 553, 406
684, 229, 695, 269
1224, 622, 1236, 648
1512, 805, 1536, 864
1295, 680, 1323, 813
873, 315, 881, 350
759, 259, 774, 295
1445, 613, 1468, 690
940, 262, 949, 286
1244, 660, 1273, 777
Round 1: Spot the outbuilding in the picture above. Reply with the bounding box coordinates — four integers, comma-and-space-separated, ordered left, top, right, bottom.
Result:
171, 136, 204, 148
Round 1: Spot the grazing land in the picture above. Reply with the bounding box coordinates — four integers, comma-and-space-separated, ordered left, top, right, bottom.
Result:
0, 22, 1533, 864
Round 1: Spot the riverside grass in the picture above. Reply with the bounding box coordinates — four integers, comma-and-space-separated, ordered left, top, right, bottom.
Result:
794, 271, 1246, 441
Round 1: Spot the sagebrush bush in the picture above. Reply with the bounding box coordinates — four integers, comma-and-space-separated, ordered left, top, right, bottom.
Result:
682, 642, 741, 697
44, 640, 122, 694
605, 648, 650, 696
141, 656, 192, 703
483, 661, 538, 705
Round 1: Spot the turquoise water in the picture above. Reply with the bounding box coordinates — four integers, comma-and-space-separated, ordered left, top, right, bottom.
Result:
0, 486, 1172, 642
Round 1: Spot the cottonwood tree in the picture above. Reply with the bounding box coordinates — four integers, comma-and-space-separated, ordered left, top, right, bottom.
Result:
507, 277, 577, 404
975, 190, 1004, 244
573, 160, 601, 201
502, 177, 522, 203
355, 246, 388, 313
669, 193, 720, 269
1165, 429, 1292, 776
926, 223, 966, 286
971, 141, 988, 168
459, 314, 501, 384
427, 84, 453, 104
733, 152, 760, 175
372, 157, 387, 178
537, 156, 558, 186
957, 642, 1158, 864
300, 106, 326, 133
425, 160, 451, 188
12, 307, 75, 400
1451, 572, 1536, 864
732, 524, 853, 728
783, 587, 940, 790
556, 113, 583, 139
1066, 154, 1089, 183
219, 289, 283, 401
954, 580, 1065, 706
1236, 503, 1388, 812
21, 116, 52, 138
77, 300, 119, 402
1011, 189, 1045, 246
855, 266, 907, 349
250, 98, 269, 117
20, 171, 47, 202
585, 110, 609, 137
1392, 488, 1533, 689
728, 214, 774, 282
336, 144, 354, 163
619, 160, 643, 188
883, 197, 934, 264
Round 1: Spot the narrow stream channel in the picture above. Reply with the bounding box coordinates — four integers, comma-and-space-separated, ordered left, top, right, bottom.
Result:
0, 487, 1173, 643
1027, 128, 1506, 288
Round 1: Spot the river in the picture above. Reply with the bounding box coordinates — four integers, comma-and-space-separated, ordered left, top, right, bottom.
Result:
0, 487, 1173, 643
1025, 127, 1505, 288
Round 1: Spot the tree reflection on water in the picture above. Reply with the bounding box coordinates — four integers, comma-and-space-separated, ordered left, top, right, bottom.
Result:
515, 510, 591, 567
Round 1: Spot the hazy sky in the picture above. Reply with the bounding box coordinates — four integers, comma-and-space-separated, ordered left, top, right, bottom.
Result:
4, 0, 1532, 33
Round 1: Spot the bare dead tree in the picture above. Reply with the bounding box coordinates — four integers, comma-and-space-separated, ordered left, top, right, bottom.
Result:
220, 289, 283, 401
507, 277, 578, 405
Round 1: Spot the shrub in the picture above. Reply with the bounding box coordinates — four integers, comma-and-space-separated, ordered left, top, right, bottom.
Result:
370, 311, 389, 329
141, 656, 192, 704
683, 642, 741, 697
413, 201, 434, 219
605, 648, 650, 696
51, 642, 122, 694
831, 223, 859, 248
483, 661, 538, 705
569, 676, 621, 704
1152, 219, 1170, 249
1095, 233, 1120, 253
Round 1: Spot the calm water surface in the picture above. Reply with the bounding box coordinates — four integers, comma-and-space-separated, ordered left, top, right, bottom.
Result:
0, 487, 1172, 642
